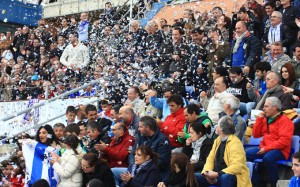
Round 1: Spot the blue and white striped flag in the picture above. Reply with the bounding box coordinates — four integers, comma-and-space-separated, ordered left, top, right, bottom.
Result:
22, 140, 59, 187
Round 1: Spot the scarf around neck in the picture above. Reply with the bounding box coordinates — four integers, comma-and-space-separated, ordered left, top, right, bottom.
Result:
232, 31, 248, 54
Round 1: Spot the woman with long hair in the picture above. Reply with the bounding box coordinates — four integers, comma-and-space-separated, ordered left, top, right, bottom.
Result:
182, 122, 213, 172
50, 134, 82, 187
35, 124, 61, 147
216, 15, 231, 42
281, 63, 298, 88
158, 153, 198, 187
81, 153, 115, 187
120, 145, 162, 187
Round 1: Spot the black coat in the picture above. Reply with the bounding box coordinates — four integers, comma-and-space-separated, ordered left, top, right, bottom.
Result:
182, 137, 213, 172
121, 161, 162, 187
82, 163, 115, 187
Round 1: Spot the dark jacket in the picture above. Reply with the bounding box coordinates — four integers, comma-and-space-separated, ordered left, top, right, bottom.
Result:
262, 24, 294, 53
229, 32, 261, 70
182, 137, 213, 172
129, 128, 171, 174
82, 163, 115, 187
121, 161, 162, 187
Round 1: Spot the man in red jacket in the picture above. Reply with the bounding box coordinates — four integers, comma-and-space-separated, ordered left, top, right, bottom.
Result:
157, 94, 186, 150
246, 96, 294, 187
94, 122, 135, 168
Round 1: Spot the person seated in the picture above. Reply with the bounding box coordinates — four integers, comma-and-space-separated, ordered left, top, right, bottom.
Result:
81, 153, 115, 187
120, 145, 162, 187
196, 116, 252, 187
182, 122, 213, 172
156, 94, 186, 150
157, 153, 198, 187
178, 104, 213, 144
246, 97, 294, 187
119, 106, 140, 136
220, 96, 246, 140
94, 122, 135, 168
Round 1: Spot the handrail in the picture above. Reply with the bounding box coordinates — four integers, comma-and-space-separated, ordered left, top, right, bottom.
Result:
0, 97, 102, 142
0, 78, 104, 122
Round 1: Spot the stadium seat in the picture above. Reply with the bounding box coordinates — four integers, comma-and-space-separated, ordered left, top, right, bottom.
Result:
253, 135, 299, 166
244, 136, 262, 149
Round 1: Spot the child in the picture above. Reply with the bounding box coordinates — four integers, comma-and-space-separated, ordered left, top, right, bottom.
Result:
290, 151, 300, 187
65, 105, 76, 125
99, 99, 112, 118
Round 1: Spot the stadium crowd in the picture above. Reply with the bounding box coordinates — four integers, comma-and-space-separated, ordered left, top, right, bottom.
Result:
0, 0, 300, 186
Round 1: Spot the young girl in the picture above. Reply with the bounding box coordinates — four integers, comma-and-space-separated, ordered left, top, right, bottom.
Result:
289, 151, 300, 187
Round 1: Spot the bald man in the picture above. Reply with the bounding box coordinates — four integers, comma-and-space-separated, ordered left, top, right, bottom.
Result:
230, 21, 261, 78
119, 106, 140, 136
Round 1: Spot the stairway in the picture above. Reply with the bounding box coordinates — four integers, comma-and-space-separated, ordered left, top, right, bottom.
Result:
139, 0, 170, 27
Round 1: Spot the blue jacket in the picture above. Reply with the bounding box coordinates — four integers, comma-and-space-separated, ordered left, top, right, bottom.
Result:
121, 161, 162, 187
289, 176, 300, 187
129, 128, 171, 174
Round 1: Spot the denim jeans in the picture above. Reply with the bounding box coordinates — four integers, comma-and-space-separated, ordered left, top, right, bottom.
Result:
195, 172, 237, 187
245, 147, 285, 184
240, 102, 256, 116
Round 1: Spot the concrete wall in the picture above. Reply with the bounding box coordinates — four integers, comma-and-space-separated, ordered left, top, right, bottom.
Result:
42, 0, 138, 18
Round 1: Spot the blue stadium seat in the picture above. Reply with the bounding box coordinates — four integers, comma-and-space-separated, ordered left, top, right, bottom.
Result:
244, 136, 262, 149
253, 135, 299, 166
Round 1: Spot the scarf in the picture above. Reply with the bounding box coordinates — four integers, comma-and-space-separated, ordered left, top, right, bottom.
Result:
232, 31, 248, 54
268, 23, 281, 44
131, 159, 152, 177
191, 136, 207, 162
255, 85, 282, 110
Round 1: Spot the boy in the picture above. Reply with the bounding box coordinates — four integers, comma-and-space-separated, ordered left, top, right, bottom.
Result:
290, 151, 300, 186
65, 105, 76, 125
99, 99, 112, 118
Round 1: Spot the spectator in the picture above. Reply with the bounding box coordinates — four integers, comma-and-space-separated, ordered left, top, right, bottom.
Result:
182, 122, 213, 172
140, 89, 162, 118
263, 41, 291, 73
221, 96, 246, 140
120, 145, 162, 187
124, 86, 146, 116
53, 123, 65, 141
246, 97, 294, 186
60, 32, 89, 70
85, 104, 98, 123
289, 151, 300, 187
292, 42, 300, 78
50, 134, 82, 187
200, 76, 234, 124
157, 153, 198, 187
230, 21, 261, 77
227, 67, 252, 115
64, 105, 76, 125
263, 11, 294, 54
119, 106, 140, 136
196, 116, 252, 187
94, 122, 135, 168
77, 12, 90, 43
81, 153, 115, 187
75, 104, 86, 122
156, 94, 186, 149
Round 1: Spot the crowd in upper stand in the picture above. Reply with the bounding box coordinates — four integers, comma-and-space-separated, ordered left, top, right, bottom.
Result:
1, 0, 300, 186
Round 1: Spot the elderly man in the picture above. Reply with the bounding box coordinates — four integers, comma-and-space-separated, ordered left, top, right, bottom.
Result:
263, 42, 291, 73
60, 32, 89, 70
200, 76, 234, 125
262, 11, 293, 53
230, 21, 261, 77
196, 116, 252, 187
255, 71, 292, 110
246, 97, 294, 187
124, 86, 145, 116
140, 89, 162, 118
77, 12, 90, 43
119, 106, 140, 136
221, 96, 245, 140
94, 122, 135, 168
